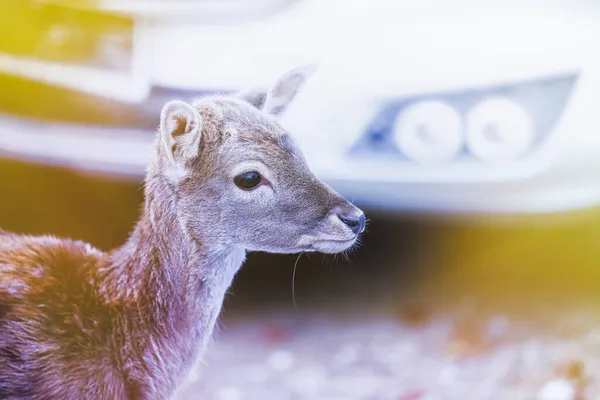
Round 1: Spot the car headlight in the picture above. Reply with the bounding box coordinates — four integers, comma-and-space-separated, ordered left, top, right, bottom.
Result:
466, 97, 534, 163
349, 73, 578, 165
393, 100, 463, 164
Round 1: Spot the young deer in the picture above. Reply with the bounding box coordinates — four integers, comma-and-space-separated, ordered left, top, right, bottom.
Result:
0, 65, 365, 399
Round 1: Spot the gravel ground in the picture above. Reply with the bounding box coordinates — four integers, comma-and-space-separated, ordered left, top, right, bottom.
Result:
176, 304, 600, 400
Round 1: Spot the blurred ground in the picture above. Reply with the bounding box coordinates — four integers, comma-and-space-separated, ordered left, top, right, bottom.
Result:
2, 158, 600, 399
182, 213, 600, 400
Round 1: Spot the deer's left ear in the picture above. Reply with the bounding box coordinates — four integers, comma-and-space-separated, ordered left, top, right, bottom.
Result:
236, 64, 317, 117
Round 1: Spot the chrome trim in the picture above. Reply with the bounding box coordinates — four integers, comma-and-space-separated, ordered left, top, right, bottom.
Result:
0, 115, 151, 177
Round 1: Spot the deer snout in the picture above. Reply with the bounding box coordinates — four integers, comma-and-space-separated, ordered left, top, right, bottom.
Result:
304, 200, 365, 254
330, 201, 366, 236
338, 212, 366, 234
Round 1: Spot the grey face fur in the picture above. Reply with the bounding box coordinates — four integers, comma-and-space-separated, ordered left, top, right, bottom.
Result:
156, 65, 365, 255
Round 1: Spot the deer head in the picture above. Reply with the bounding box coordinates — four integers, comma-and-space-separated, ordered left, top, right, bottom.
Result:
153, 65, 365, 255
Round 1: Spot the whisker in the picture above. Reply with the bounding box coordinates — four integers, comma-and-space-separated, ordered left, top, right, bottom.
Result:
292, 253, 303, 312
342, 249, 352, 263
323, 253, 334, 272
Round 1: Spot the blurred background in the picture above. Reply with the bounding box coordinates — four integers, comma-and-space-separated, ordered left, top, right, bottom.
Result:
2, 1, 600, 399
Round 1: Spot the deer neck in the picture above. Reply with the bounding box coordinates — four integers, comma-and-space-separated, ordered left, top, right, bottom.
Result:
105, 174, 245, 382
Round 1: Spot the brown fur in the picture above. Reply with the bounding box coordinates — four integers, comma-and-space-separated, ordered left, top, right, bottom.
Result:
0, 65, 365, 399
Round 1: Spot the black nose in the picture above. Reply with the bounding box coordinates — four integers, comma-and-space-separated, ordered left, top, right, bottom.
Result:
338, 213, 366, 234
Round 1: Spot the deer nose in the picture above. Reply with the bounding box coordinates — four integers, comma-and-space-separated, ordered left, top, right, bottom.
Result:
338, 212, 366, 234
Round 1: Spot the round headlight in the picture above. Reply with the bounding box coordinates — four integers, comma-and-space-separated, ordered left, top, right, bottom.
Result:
466, 98, 534, 163
393, 100, 463, 164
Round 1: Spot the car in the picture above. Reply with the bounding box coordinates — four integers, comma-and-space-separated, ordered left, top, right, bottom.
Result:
1, 0, 599, 215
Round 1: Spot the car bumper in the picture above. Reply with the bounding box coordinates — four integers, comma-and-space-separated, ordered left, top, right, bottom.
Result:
328, 161, 600, 215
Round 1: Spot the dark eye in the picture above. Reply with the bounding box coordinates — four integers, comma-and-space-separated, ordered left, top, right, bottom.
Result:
234, 171, 262, 190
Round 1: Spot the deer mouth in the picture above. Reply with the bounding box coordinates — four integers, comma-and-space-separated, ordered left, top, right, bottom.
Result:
311, 237, 358, 254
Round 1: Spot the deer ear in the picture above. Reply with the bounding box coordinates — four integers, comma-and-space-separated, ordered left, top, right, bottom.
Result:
263, 64, 317, 116
159, 100, 202, 166
235, 64, 317, 117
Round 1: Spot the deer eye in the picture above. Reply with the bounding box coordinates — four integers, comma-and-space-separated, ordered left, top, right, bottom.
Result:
234, 171, 262, 190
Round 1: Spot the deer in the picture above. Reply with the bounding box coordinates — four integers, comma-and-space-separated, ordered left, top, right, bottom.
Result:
0, 65, 366, 400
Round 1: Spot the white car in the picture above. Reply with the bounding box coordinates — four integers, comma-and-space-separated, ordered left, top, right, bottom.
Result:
1, 0, 599, 215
